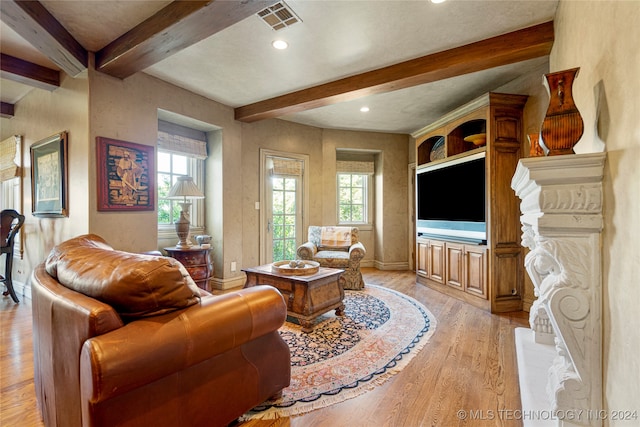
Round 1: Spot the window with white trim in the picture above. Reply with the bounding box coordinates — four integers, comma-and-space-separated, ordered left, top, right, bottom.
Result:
338, 173, 368, 224
157, 120, 207, 230
157, 152, 204, 226
336, 159, 374, 225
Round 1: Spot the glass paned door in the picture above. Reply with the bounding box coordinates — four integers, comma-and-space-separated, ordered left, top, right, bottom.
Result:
260, 150, 308, 265
269, 176, 300, 262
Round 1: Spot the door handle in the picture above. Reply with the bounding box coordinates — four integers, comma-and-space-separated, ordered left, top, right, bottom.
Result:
267, 220, 272, 233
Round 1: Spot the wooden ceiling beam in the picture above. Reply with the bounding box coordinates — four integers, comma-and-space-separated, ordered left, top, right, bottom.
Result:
235, 21, 555, 123
0, 0, 87, 77
96, 0, 271, 79
0, 54, 60, 91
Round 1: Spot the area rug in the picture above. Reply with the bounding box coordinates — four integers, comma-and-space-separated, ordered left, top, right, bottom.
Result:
241, 284, 437, 420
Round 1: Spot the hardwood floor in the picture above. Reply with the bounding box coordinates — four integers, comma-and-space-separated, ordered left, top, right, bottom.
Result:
0, 268, 528, 427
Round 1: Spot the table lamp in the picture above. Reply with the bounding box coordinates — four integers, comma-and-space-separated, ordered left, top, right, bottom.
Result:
166, 176, 204, 248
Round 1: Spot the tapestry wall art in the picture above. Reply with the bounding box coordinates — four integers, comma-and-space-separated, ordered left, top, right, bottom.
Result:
96, 137, 154, 211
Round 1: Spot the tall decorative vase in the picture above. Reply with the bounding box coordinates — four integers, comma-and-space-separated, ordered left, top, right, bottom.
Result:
540, 67, 584, 156
528, 133, 545, 157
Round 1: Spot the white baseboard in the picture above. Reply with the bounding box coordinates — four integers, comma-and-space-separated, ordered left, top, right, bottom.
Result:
3, 280, 30, 301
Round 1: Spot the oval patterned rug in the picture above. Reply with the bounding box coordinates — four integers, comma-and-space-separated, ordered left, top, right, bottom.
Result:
241, 284, 437, 420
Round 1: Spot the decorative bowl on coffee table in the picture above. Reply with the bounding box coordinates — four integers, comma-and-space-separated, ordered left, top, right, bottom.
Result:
272, 260, 320, 275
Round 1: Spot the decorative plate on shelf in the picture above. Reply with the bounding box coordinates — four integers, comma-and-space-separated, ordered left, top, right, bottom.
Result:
464, 133, 487, 146
272, 260, 320, 275
429, 137, 445, 161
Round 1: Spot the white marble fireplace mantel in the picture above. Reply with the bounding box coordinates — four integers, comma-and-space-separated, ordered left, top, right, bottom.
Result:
511, 152, 606, 427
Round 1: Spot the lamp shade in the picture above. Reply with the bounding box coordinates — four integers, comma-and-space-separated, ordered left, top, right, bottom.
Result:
167, 176, 204, 200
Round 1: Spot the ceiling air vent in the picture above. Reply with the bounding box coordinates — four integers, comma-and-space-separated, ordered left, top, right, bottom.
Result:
257, 2, 301, 31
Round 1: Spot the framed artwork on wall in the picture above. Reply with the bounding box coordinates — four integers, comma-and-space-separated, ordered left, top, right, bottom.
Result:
96, 136, 155, 211
30, 131, 68, 217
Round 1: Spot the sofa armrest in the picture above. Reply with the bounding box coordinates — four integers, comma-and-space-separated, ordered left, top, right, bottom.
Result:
349, 242, 366, 262
80, 285, 286, 403
297, 242, 317, 260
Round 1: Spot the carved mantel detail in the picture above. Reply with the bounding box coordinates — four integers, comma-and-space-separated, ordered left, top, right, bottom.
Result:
512, 153, 606, 426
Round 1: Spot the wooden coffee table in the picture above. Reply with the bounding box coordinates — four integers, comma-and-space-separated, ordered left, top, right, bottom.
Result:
243, 264, 344, 333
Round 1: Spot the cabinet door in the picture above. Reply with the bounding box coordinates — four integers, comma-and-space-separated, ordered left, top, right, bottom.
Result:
464, 245, 487, 298
445, 242, 464, 289
417, 240, 429, 277
429, 240, 445, 284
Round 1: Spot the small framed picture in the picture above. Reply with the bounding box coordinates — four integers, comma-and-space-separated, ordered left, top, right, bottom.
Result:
96, 136, 155, 211
30, 131, 68, 217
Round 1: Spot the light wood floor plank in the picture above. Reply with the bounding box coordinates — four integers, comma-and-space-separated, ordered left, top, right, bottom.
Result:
1, 268, 527, 426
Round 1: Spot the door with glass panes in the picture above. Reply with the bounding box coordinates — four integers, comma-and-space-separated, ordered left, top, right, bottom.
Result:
264, 156, 304, 263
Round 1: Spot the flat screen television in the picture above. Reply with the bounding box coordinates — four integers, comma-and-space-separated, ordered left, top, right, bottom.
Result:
416, 152, 486, 243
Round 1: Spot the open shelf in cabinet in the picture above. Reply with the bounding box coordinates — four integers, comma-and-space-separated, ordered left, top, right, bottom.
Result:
447, 119, 486, 156
415, 112, 488, 166
417, 135, 444, 164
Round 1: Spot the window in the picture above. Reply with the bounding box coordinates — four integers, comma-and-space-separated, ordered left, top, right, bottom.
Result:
157, 151, 204, 226
336, 157, 374, 225
156, 119, 208, 232
271, 176, 299, 261
260, 149, 309, 265
338, 173, 368, 224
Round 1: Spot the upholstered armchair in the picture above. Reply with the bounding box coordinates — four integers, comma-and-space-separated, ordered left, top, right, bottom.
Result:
296, 226, 366, 290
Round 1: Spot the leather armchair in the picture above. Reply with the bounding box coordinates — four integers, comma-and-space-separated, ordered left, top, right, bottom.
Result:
297, 226, 366, 290
32, 234, 290, 427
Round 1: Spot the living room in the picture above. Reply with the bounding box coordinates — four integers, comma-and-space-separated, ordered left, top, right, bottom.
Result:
1, 1, 638, 426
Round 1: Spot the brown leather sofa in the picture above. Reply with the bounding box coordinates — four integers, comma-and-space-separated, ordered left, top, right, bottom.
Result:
31, 234, 290, 427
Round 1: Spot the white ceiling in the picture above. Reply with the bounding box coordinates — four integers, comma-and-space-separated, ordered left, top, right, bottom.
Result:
1, 0, 558, 134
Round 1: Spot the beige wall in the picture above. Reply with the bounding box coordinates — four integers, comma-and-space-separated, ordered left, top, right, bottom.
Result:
88, 66, 247, 288
240, 120, 410, 270
88, 66, 241, 253
240, 119, 324, 269
1, 60, 246, 289
551, 1, 640, 423
0, 72, 90, 288
321, 129, 409, 269
3, 61, 412, 294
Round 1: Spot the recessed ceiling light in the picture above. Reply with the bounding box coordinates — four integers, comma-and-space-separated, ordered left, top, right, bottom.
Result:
431, 0, 446, 3
360, 106, 370, 113
272, 40, 289, 50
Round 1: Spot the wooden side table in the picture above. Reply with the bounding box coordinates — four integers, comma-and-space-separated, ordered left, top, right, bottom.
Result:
164, 246, 213, 291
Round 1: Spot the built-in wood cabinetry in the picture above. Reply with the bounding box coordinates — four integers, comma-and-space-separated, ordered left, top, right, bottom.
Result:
417, 237, 487, 308
446, 242, 487, 299
416, 238, 445, 284
412, 92, 527, 312
463, 244, 487, 298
